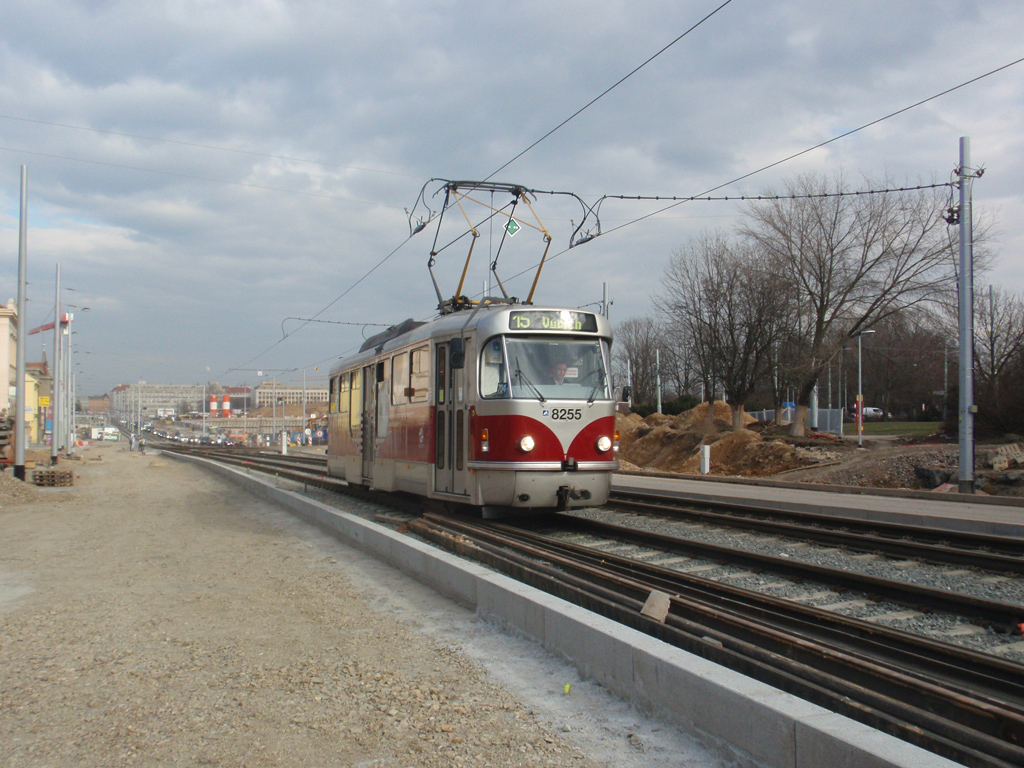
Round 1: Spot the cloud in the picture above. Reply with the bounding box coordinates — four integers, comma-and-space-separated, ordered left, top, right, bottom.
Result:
1, 0, 1022, 392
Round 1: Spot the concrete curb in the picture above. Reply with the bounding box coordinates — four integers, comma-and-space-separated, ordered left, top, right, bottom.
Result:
169, 452, 965, 768
614, 477, 1024, 538
616, 469, 1024, 508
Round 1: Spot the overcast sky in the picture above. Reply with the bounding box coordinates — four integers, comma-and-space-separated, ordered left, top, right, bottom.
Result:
1, 0, 1021, 395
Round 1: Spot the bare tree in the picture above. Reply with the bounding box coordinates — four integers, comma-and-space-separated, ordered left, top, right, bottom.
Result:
658, 231, 791, 430
741, 172, 958, 435
860, 308, 949, 419
658, 328, 696, 400
975, 287, 1024, 420
613, 315, 666, 407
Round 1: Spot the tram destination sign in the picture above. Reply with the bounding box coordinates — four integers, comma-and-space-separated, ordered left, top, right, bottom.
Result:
509, 310, 598, 332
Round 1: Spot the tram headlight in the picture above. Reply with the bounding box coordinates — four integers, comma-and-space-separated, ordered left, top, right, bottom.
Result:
596, 435, 612, 453
519, 435, 535, 452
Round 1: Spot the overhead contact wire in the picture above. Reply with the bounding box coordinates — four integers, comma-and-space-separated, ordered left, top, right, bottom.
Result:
221, 235, 416, 377
483, 0, 735, 181
597, 53, 1024, 239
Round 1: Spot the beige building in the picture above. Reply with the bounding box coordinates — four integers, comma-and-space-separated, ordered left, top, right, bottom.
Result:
0, 300, 16, 414
23, 368, 42, 443
0, 299, 38, 446
254, 381, 328, 407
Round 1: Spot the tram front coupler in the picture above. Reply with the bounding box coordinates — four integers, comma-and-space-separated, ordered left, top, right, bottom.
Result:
557, 484, 592, 509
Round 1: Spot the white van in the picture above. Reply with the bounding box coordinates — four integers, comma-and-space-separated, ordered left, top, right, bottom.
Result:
862, 407, 884, 420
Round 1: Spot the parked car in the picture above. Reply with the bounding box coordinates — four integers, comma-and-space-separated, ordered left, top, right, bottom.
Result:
862, 407, 884, 420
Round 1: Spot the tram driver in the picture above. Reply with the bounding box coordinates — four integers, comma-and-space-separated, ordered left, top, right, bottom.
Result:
543, 360, 568, 386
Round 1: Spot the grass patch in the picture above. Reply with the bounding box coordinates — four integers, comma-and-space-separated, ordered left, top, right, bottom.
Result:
852, 421, 942, 437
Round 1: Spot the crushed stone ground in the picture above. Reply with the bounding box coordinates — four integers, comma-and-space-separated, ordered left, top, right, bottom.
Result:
0, 447, 728, 768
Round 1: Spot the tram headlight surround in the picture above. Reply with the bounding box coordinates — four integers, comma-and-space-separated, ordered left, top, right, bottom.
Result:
596, 435, 612, 453
519, 435, 535, 453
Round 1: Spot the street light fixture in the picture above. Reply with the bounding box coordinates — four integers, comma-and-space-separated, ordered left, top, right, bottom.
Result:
857, 329, 876, 448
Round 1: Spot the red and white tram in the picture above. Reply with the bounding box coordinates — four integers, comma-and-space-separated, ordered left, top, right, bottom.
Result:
326, 302, 619, 513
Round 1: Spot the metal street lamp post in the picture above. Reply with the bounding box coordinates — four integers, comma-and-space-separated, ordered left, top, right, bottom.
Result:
857, 329, 876, 448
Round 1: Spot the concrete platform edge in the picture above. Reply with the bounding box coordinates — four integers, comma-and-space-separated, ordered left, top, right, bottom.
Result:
168, 453, 966, 768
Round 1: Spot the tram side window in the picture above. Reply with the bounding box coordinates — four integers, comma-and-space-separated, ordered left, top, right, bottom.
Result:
350, 370, 362, 434
392, 353, 410, 405
435, 346, 447, 405
410, 346, 429, 403
329, 376, 337, 412
339, 373, 350, 420
480, 337, 508, 398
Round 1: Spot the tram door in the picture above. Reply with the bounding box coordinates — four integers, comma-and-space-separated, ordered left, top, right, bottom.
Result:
434, 340, 468, 496
361, 364, 376, 481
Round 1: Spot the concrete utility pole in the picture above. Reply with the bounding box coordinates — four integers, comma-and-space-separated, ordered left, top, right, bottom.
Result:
957, 136, 980, 494
13, 168, 28, 481
14, 167, 28, 480
50, 265, 61, 466
64, 312, 74, 455
655, 349, 662, 414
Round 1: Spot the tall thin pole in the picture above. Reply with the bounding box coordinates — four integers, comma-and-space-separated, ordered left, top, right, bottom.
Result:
943, 342, 949, 422
65, 313, 74, 455
655, 349, 662, 414
626, 360, 632, 407
857, 334, 864, 448
957, 137, 976, 494
14, 167, 28, 480
50, 265, 61, 465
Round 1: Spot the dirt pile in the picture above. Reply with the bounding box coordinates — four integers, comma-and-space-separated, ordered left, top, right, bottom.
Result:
616, 402, 812, 478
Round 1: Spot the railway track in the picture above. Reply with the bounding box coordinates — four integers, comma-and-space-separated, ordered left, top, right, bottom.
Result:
609, 488, 1024, 575
411, 512, 1024, 768
164, 445, 1024, 629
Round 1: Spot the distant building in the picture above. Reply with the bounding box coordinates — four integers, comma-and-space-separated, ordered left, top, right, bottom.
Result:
86, 394, 110, 414
254, 381, 328, 408
0, 300, 17, 415
222, 385, 253, 415
26, 359, 51, 443
110, 383, 206, 418
0, 301, 53, 445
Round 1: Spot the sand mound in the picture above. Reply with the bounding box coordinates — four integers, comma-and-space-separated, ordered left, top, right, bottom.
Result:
617, 401, 808, 477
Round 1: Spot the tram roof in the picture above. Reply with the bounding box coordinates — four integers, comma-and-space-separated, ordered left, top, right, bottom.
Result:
329, 304, 612, 375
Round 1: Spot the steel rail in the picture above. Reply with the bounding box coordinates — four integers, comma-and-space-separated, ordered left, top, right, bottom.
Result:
412, 513, 1024, 768
610, 489, 1024, 570
550, 514, 1024, 630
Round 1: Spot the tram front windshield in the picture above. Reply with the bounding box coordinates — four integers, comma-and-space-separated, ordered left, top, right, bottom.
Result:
480, 336, 611, 400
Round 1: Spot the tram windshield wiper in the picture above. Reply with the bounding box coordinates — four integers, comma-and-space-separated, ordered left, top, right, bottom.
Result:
587, 367, 606, 404
514, 356, 546, 403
